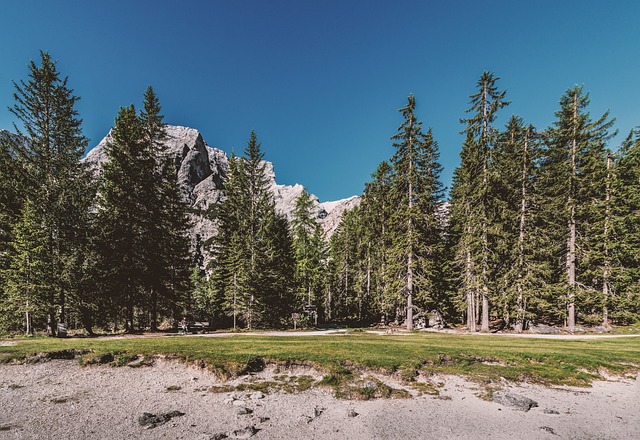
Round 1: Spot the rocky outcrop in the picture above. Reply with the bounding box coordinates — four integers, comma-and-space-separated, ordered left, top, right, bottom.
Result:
82, 125, 359, 261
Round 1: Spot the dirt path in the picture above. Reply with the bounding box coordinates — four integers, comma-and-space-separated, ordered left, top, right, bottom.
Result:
0, 359, 638, 439
90, 328, 640, 341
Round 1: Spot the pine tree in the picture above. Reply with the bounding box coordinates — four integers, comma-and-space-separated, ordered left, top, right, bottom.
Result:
611, 130, 640, 322
0, 131, 23, 288
389, 94, 444, 330
491, 116, 548, 332
543, 85, 614, 331
209, 133, 293, 329
360, 161, 395, 323
2, 200, 49, 334
209, 151, 246, 329
452, 72, 509, 332
9, 51, 90, 336
327, 207, 361, 321
291, 189, 326, 321
96, 105, 147, 332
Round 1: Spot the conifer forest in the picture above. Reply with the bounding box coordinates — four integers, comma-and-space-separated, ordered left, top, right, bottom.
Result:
1, 52, 639, 336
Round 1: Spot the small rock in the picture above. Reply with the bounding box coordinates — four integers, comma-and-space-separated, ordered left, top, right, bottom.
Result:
347, 409, 359, 418
544, 409, 560, 415
257, 416, 270, 423
250, 391, 265, 400
210, 433, 228, 440
166, 385, 182, 392
362, 381, 377, 390
222, 397, 235, 405
492, 391, 538, 412
314, 406, 325, 417
237, 407, 253, 415
230, 425, 259, 439
540, 426, 557, 435
138, 411, 185, 429
232, 400, 247, 407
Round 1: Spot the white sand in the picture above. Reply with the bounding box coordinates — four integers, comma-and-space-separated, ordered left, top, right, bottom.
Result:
0, 359, 638, 439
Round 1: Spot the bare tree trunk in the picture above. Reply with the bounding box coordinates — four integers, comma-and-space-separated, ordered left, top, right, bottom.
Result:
567, 96, 578, 332
150, 288, 158, 332
515, 133, 529, 333
233, 272, 237, 331
602, 153, 612, 326
480, 83, 490, 333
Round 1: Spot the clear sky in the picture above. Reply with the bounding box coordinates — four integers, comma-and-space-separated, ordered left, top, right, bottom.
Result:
1, 0, 639, 202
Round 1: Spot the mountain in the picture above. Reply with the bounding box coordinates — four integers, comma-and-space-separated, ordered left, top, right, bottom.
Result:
83, 125, 360, 250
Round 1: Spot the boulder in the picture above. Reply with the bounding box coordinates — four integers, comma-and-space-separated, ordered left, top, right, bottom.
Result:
492, 391, 538, 412
528, 324, 561, 334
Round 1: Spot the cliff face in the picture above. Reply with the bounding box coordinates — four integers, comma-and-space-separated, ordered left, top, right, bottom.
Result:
83, 125, 360, 255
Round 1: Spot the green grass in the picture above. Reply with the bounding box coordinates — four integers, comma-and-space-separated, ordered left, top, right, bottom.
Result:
1, 333, 639, 387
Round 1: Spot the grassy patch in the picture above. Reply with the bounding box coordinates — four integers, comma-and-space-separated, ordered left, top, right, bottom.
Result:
1, 333, 638, 389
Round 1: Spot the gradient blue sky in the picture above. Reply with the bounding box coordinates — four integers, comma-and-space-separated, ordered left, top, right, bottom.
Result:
1, 1, 639, 201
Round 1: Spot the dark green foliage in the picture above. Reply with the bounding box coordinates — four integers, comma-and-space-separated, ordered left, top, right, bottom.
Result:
95, 87, 193, 332
292, 189, 327, 321
389, 95, 445, 329
327, 95, 445, 327
450, 72, 509, 332
208, 132, 295, 329
5, 51, 92, 336
542, 85, 615, 329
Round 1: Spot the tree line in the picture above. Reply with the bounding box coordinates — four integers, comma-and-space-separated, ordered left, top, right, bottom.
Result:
1, 53, 638, 335
328, 73, 639, 332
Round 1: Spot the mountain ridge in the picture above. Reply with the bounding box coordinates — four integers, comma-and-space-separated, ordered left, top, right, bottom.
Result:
82, 125, 360, 256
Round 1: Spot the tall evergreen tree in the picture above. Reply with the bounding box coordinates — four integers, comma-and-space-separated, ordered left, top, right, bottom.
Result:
291, 189, 326, 319
451, 71, 509, 332
491, 116, 549, 331
96, 104, 147, 331
2, 200, 49, 334
9, 51, 91, 336
0, 131, 23, 289
209, 133, 294, 329
389, 94, 445, 330
360, 161, 395, 323
543, 85, 614, 331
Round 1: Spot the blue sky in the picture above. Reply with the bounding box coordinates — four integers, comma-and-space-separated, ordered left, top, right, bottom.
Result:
1, 0, 639, 201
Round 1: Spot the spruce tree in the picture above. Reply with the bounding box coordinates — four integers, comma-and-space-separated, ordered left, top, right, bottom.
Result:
2, 200, 49, 334
291, 189, 326, 320
360, 161, 395, 323
491, 116, 548, 331
96, 105, 147, 331
9, 51, 90, 336
452, 72, 509, 332
543, 85, 614, 331
209, 133, 293, 329
389, 94, 445, 330
0, 131, 23, 289
610, 130, 640, 322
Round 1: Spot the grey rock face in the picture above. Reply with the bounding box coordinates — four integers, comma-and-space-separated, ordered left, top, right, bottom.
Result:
82, 125, 359, 266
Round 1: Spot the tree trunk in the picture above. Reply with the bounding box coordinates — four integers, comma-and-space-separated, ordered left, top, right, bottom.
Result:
515, 133, 529, 334
602, 153, 612, 326
480, 82, 490, 333
150, 288, 158, 332
47, 309, 57, 337
567, 96, 578, 332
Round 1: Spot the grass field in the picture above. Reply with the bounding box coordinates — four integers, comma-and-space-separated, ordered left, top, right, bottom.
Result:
1, 333, 639, 387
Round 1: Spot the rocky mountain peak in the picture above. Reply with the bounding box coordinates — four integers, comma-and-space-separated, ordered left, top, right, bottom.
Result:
82, 125, 360, 255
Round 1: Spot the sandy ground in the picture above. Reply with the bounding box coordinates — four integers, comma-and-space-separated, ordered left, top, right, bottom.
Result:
0, 359, 638, 440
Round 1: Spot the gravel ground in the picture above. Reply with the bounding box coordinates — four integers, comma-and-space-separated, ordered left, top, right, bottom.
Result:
0, 359, 638, 439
